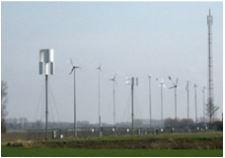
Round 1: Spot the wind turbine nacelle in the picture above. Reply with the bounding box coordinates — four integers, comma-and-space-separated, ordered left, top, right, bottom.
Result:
39, 49, 54, 75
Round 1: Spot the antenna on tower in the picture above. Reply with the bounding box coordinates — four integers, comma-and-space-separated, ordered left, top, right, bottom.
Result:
207, 9, 216, 123
69, 59, 80, 137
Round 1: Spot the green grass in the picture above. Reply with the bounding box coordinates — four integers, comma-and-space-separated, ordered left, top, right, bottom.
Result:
1, 146, 223, 157
62, 131, 222, 141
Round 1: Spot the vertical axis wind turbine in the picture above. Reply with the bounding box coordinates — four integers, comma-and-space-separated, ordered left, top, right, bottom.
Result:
97, 65, 102, 136
39, 49, 54, 140
148, 75, 152, 129
109, 74, 117, 128
207, 9, 214, 123
194, 84, 198, 123
69, 59, 80, 137
168, 76, 179, 120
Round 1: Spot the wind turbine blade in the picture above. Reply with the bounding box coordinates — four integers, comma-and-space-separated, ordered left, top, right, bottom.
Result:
136, 77, 138, 86
97, 65, 102, 71
70, 59, 74, 66
69, 67, 75, 75
75, 66, 80, 69
168, 86, 175, 89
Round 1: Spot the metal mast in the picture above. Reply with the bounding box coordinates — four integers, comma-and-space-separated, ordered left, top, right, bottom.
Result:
110, 75, 116, 127
45, 75, 48, 140
131, 77, 134, 133
185, 81, 190, 119
202, 87, 206, 123
194, 84, 198, 123
148, 75, 152, 129
207, 9, 214, 123
69, 59, 80, 137
168, 76, 178, 120
73, 70, 76, 137
127, 76, 138, 134
156, 78, 165, 126
97, 66, 102, 136
39, 49, 54, 140
160, 82, 164, 123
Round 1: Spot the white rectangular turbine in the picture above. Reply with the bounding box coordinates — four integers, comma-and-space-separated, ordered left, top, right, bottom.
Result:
39, 49, 54, 75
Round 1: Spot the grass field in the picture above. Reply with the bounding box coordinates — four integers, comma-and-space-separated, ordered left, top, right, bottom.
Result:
2, 132, 223, 157
1, 146, 223, 157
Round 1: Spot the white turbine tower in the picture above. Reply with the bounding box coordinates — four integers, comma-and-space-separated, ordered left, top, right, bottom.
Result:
194, 84, 198, 123
109, 74, 117, 129
126, 76, 138, 134
148, 75, 152, 129
69, 59, 80, 137
156, 78, 166, 127
168, 76, 179, 120
202, 86, 206, 123
185, 81, 190, 119
97, 65, 102, 137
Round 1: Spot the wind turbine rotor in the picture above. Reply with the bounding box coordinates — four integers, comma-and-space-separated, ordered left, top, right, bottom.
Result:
97, 65, 102, 71
69, 67, 75, 75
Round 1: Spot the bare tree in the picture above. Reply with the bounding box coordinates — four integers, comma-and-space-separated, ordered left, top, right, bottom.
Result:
207, 102, 219, 123
1, 81, 8, 133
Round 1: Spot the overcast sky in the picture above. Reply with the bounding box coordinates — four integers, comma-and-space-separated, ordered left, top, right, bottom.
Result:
2, 2, 223, 124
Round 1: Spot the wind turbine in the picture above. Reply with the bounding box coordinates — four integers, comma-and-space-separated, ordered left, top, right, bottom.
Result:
148, 75, 152, 129
194, 84, 198, 123
202, 86, 206, 123
156, 78, 166, 127
168, 76, 179, 120
97, 65, 102, 137
109, 74, 117, 130
126, 76, 138, 134
69, 59, 80, 137
39, 49, 54, 140
185, 81, 190, 119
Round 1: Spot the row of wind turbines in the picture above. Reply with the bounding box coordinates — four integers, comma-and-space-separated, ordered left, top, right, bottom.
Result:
69, 59, 207, 137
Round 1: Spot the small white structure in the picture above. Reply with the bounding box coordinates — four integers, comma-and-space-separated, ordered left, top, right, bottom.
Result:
39, 49, 54, 75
